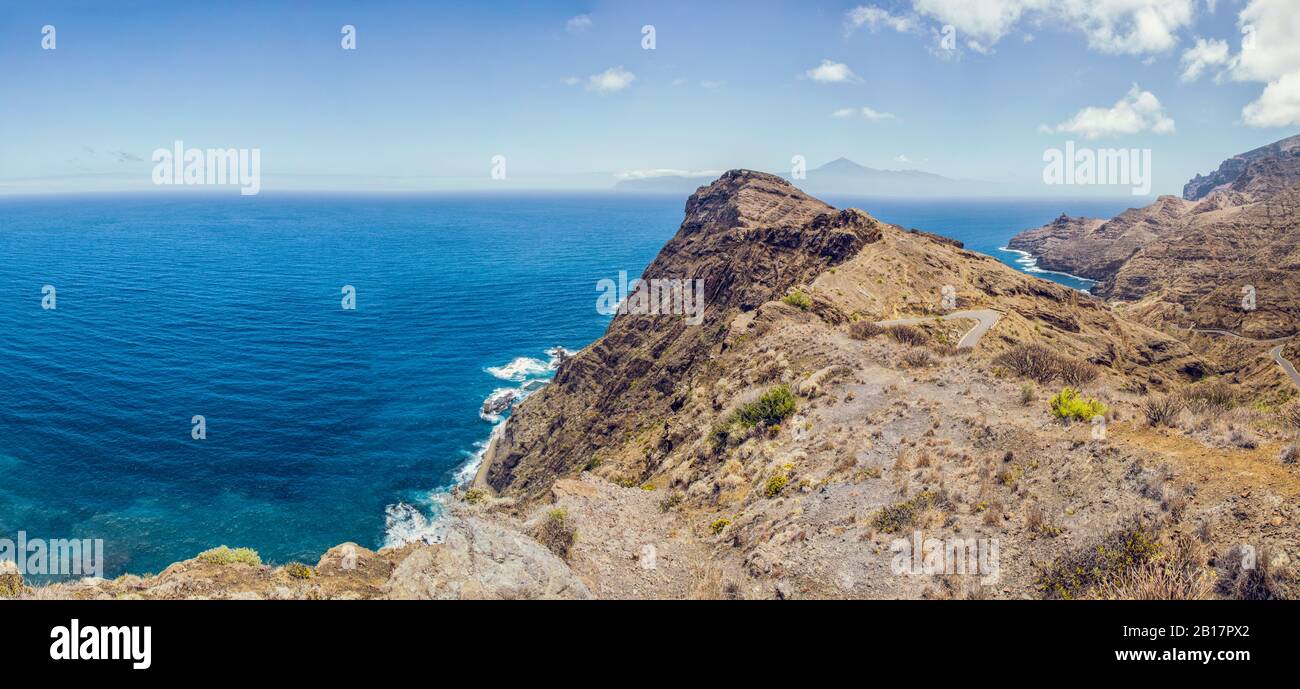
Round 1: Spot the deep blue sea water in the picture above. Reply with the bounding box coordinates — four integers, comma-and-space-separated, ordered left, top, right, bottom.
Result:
0, 192, 1135, 578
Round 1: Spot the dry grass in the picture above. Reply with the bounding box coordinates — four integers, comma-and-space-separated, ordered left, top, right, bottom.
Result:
1218, 545, 1290, 600
1280, 399, 1300, 431
848, 320, 884, 340
1057, 358, 1100, 387
902, 348, 935, 368
1024, 502, 1060, 537
1092, 535, 1214, 600
885, 325, 927, 347
1182, 380, 1235, 413
535, 508, 578, 560
995, 343, 1098, 386
1142, 394, 1182, 427
1225, 426, 1259, 449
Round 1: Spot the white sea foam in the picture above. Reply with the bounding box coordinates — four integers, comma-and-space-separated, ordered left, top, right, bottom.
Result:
485, 356, 551, 381
382, 498, 447, 548
479, 387, 521, 423
998, 247, 1096, 289
385, 346, 582, 544
545, 346, 575, 366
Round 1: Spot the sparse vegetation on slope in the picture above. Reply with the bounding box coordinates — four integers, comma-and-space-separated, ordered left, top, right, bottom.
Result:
782, 290, 812, 310
197, 546, 262, 567
1049, 387, 1106, 422
995, 343, 1098, 386
536, 508, 577, 560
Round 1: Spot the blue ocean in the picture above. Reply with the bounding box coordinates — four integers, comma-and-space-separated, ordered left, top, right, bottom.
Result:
0, 192, 1135, 577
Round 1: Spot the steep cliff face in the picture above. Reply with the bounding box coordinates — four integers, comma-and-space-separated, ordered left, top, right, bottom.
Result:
1005, 195, 1190, 281
460, 171, 1295, 600
1007, 134, 1300, 353
481, 171, 884, 499
1183, 134, 1300, 201
27, 170, 1296, 601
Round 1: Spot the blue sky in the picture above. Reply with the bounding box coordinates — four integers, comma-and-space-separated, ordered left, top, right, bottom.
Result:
1, 0, 1297, 195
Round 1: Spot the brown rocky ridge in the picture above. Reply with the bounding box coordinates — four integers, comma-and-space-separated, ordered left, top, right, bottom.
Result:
1007, 133, 1300, 395
12, 169, 1297, 600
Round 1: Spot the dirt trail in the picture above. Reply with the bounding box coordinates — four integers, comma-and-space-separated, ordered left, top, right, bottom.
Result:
1111, 424, 1300, 502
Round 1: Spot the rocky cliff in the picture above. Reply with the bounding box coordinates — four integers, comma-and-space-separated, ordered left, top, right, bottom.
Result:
1007, 134, 1300, 367
16, 171, 1297, 600
1183, 134, 1300, 201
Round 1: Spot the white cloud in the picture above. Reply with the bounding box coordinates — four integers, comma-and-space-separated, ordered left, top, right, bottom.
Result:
671, 78, 688, 86
863, 1, 1196, 56
585, 66, 636, 94
1056, 0, 1196, 55
1242, 70, 1300, 127
846, 6, 917, 33
614, 169, 722, 181
1209, 0, 1300, 126
1180, 37, 1230, 82
911, 0, 1041, 49
700, 80, 724, 89
805, 59, 860, 83
1042, 84, 1176, 138
895, 154, 912, 163
832, 106, 897, 121
1230, 0, 1300, 82
565, 14, 593, 33
561, 76, 580, 86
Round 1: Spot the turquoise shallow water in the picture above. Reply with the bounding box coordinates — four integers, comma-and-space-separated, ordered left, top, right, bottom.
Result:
0, 192, 1132, 578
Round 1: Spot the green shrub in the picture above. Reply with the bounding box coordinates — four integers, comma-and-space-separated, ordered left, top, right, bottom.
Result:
871, 491, 949, 533
1036, 521, 1162, 599
463, 487, 487, 505
1049, 387, 1107, 422
765, 473, 789, 498
284, 562, 314, 579
197, 546, 262, 567
536, 508, 577, 559
1182, 380, 1236, 412
710, 518, 732, 535
782, 291, 812, 310
736, 385, 796, 428
708, 418, 737, 449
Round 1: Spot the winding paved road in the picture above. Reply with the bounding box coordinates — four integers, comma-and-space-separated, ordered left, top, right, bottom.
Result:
876, 309, 1002, 350
1270, 345, 1300, 389
1174, 325, 1300, 389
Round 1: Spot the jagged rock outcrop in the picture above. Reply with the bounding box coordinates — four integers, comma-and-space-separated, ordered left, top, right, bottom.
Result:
26, 168, 1296, 601
999, 133, 1300, 393
1005, 196, 1191, 281
1183, 134, 1300, 201
21, 514, 589, 600
0, 560, 22, 598
1008, 134, 1300, 347
481, 171, 884, 499
482, 169, 1209, 505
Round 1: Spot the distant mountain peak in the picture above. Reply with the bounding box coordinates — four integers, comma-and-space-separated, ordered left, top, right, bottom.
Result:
814, 157, 874, 173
